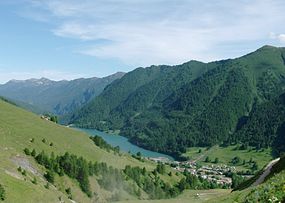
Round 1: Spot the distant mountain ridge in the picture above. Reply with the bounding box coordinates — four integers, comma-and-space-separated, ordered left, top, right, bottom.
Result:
0, 72, 125, 115
70, 45, 285, 156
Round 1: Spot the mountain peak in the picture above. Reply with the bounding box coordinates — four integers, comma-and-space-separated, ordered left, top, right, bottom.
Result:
258, 45, 278, 50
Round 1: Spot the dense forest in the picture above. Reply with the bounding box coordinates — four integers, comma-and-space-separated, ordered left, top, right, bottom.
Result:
232, 93, 285, 156
71, 46, 285, 156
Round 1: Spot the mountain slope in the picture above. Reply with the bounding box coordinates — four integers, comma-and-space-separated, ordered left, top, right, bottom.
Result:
0, 98, 183, 202
233, 92, 285, 156
0, 72, 124, 115
213, 156, 285, 203
71, 46, 285, 156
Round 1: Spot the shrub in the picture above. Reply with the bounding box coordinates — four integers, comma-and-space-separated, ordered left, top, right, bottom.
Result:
31, 149, 36, 157
24, 148, 30, 155
22, 170, 27, 176
44, 171, 55, 184
0, 184, 5, 201
32, 177, 37, 184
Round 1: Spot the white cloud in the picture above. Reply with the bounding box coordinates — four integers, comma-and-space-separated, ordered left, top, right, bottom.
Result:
277, 34, 285, 43
23, 0, 285, 66
268, 32, 285, 44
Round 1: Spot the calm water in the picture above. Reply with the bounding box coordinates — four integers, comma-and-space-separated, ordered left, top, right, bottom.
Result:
78, 128, 174, 160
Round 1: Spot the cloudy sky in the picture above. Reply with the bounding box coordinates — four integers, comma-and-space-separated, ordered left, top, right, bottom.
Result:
0, 0, 285, 83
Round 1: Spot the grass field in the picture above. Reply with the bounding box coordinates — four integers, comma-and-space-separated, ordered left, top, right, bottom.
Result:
116, 189, 231, 203
0, 99, 167, 202
0, 99, 280, 203
183, 145, 273, 171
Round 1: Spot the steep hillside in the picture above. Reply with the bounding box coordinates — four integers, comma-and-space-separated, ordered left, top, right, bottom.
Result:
233, 92, 285, 156
0, 72, 124, 115
71, 46, 285, 156
212, 156, 285, 203
0, 99, 187, 202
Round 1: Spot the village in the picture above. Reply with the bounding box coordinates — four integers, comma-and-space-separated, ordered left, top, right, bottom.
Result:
149, 157, 242, 187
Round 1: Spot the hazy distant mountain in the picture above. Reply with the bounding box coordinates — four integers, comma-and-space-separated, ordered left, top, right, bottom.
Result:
71, 46, 285, 156
0, 72, 125, 115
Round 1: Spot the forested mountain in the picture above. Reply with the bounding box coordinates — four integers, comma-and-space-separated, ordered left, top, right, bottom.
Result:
233, 92, 285, 156
71, 46, 285, 156
0, 72, 124, 115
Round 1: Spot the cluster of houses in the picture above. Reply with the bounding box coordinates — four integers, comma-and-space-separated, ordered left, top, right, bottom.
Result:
149, 157, 235, 186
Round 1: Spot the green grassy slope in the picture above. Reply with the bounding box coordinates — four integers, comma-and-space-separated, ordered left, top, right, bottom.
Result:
183, 145, 273, 172
117, 189, 231, 203
211, 156, 285, 203
0, 99, 167, 202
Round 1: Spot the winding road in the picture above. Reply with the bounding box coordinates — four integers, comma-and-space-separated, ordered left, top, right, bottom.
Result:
251, 157, 280, 187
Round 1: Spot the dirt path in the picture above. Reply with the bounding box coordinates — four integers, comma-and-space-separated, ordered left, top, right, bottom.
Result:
251, 157, 280, 187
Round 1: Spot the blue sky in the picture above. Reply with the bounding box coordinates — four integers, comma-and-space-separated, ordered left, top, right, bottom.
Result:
0, 0, 285, 83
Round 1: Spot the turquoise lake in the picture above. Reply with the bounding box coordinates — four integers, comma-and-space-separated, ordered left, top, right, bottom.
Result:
78, 128, 174, 160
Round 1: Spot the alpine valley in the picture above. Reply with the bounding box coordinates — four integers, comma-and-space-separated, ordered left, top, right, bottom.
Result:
70, 45, 285, 158
0, 46, 285, 203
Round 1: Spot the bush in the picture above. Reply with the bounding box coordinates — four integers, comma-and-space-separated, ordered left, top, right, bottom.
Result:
44, 183, 50, 189
24, 148, 30, 155
0, 184, 5, 201
32, 177, 37, 184
44, 170, 55, 184
205, 156, 211, 162
22, 170, 27, 176
31, 149, 36, 157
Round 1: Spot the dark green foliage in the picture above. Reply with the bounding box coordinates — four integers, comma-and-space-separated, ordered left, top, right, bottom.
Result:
205, 156, 211, 163
230, 173, 245, 189
123, 165, 179, 199
44, 170, 55, 184
156, 163, 166, 174
89, 135, 120, 153
24, 148, 30, 155
178, 171, 224, 191
30, 149, 183, 199
34, 151, 92, 196
22, 170, 27, 176
31, 148, 198, 199
214, 158, 219, 163
42, 138, 46, 143
32, 177, 37, 184
44, 182, 50, 189
233, 93, 285, 156
231, 156, 241, 165
65, 187, 72, 199
251, 162, 259, 171
0, 184, 5, 201
65, 187, 71, 195
31, 149, 36, 157
72, 46, 285, 155
50, 115, 58, 123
